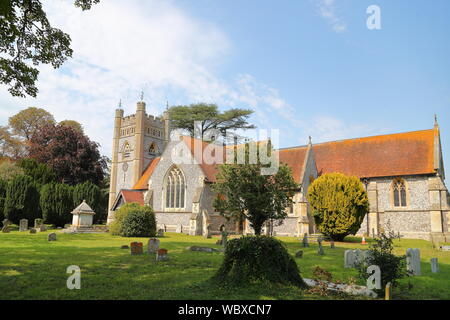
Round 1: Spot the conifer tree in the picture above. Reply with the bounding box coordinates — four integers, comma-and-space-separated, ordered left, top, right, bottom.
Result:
4, 175, 40, 223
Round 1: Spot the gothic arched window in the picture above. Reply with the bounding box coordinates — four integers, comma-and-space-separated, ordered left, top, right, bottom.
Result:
165, 166, 185, 209
392, 178, 408, 207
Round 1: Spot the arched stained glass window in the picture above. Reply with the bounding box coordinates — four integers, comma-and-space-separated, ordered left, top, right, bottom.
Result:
392, 178, 407, 207
165, 166, 185, 209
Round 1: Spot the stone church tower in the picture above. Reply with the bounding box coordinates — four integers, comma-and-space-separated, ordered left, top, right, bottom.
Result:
107, 100, 170, 224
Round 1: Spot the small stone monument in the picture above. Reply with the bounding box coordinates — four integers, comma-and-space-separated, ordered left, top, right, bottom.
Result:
317, 237, 324, 255
39, 224, 47, 232
221, 230, 228, 249
130, 242, 143, 255
70, 200, 95, 232
302, 233, 309, 247
34, 218, 43, 229
157, 229, 164, 237
406, 248, 421, 276
2, 219, 11, 233
156, 248, 168, 261
29, 228, 36, 234
147, 238, 160, 254
430, 258, 439, 273
19, 219, 28, 231
48, 233, 57, 241
330, 240, 335, 249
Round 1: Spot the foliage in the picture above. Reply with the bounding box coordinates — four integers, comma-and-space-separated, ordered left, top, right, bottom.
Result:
121, 206, 156, 237
28, 124, 106, 185
40, 182, 74, 226
357, 232, 408, 294
73, 181, 101, 218
169, 103, 255, 140
307, 173, 369, 241
0, 125, 26, 158
0, 178, 6, 221
3, 174, 40, 223
109, 203, 155, 237
17, 158, 57, 187
59, 120, 84, 134
0, 0, 99, 97
8, 107, 55, 140
0, 160, 25, 181
307, 266, 334, 296
213, 142, 297, 235
213, 235, 307, 288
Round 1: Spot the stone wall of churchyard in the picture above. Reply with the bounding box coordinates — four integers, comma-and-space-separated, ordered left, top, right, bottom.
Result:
155, 212, 191, 233
273, 217, 298, 236
150, 139, 206, 213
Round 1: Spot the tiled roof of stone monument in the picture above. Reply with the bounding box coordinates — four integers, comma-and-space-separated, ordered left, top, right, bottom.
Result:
71, 200, 95, 214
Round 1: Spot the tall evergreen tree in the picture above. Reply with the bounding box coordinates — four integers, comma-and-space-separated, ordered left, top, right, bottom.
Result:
17, 158, 57, 187
4, 175, 40, 224
73, 181, 102, 222
40, 182, 74, 226
0, 178, 7, 222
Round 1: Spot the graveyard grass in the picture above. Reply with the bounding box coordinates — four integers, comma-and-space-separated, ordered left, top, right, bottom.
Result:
0, 230, 449, 300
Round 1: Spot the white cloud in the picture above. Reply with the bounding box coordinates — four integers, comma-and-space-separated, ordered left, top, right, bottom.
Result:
315, 0, 347, 33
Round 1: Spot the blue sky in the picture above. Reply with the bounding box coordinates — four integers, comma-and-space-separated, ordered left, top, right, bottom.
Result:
0, 0, 449, 173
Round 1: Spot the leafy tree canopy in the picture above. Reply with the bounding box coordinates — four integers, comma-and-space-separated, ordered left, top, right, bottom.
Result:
8, 107, 55, 140
0, 125, 26, 158
59, 119, 84, 134
0, 0, 100, 97
169, 103, 255, 141
0, 159, 24, 181
213, 142, 298, 235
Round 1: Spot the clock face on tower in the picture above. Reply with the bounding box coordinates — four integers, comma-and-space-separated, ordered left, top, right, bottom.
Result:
122, 162, 128, 172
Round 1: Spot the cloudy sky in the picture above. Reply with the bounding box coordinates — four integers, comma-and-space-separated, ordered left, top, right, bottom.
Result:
0, 0, 449, 169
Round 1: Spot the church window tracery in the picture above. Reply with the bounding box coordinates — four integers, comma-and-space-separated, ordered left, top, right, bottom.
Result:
165, 166, 185, 209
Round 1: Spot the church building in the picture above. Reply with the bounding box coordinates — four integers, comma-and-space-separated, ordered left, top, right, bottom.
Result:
107, 100, 450, 241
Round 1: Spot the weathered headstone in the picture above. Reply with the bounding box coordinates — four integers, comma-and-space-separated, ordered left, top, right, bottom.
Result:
330, 240, 335, 249
19, 219, 28, 232
302, 233, 309, 247
221, 230, 228, 249
29, 228, 36, 234
157, 229, 164, 237
187, 246, 218, 252
295, 250, 303, 258
354, 249, 364, 266
130, 242, 143, 255
34, 218, 43, 229
406, 248, 421, 276
39, 224, 47, 232
317, 237, 324, 255
48, 233, 57, 241
147, 238, 160, 254
2, 219, 11, 233
363, 250, 373, 264
430, 258, 439, 273
344, 250, 354, 268
121, 245, 129, 249
156, 248, 168, 261
176, 224, 183, 233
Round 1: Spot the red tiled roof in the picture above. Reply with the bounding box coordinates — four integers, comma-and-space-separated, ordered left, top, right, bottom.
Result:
133, 157, 161, 189
278, 147, 308, 183
310, 129, 437, 178
121, 190, 144, 205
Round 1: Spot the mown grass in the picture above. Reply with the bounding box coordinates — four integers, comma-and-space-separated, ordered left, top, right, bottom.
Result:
0, 231, 448, 300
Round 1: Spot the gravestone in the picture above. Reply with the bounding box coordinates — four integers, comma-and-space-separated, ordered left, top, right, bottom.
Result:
48, 233, 57, 241
317, 237, 324, 255
130, 242, 143, 255
157, 229, 164, 237
363, 250, 373, 264
29, 228, 37, 234
39, 224, 47, 232
176, 224, 183, 233
34, 218, 43, 229
187, 246, 218, 252
156, 248, 169, 261
1, 219, 11, 233
121, 245, 129, 249
295, 250, 303, 258
344, 250, 355, 268
221, 230, 228, 249
147, 238, 160, 254
406, 248, 421, 276
441, 246, 450, 252
302, 233, 309, 247
353, 249, 364, 266
19, 219, 28, 232
330, 240, 335, 249
430, 258, 439, 273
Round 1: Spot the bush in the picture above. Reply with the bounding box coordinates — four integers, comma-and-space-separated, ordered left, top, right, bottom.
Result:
109, 203, 156, 237
357, 232, 407, 295
307, 173, 369, 241
40, 182, 74, 227
213, 236, 307, 288
4, 175, 40, 224
0, 178, 6, 221
121, 208, 157, 237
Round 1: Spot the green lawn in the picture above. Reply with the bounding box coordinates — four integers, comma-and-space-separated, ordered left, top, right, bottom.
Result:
0, 230, 449, 300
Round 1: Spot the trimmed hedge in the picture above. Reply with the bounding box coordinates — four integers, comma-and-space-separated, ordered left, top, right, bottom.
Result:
110, 203, 156, 237
213, 235, 307, 288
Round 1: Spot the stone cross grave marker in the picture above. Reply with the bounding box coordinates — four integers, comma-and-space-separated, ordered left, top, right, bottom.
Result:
430, 258, 439, 273
302, 233, 309, 247
48, 233, 57, 241
130, 242, 143, 255
406, 248, 421, 276
317, 236, 324, 255
148, 238, 160, 254
19, 219, 28, 232
156, 248, 169, 261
